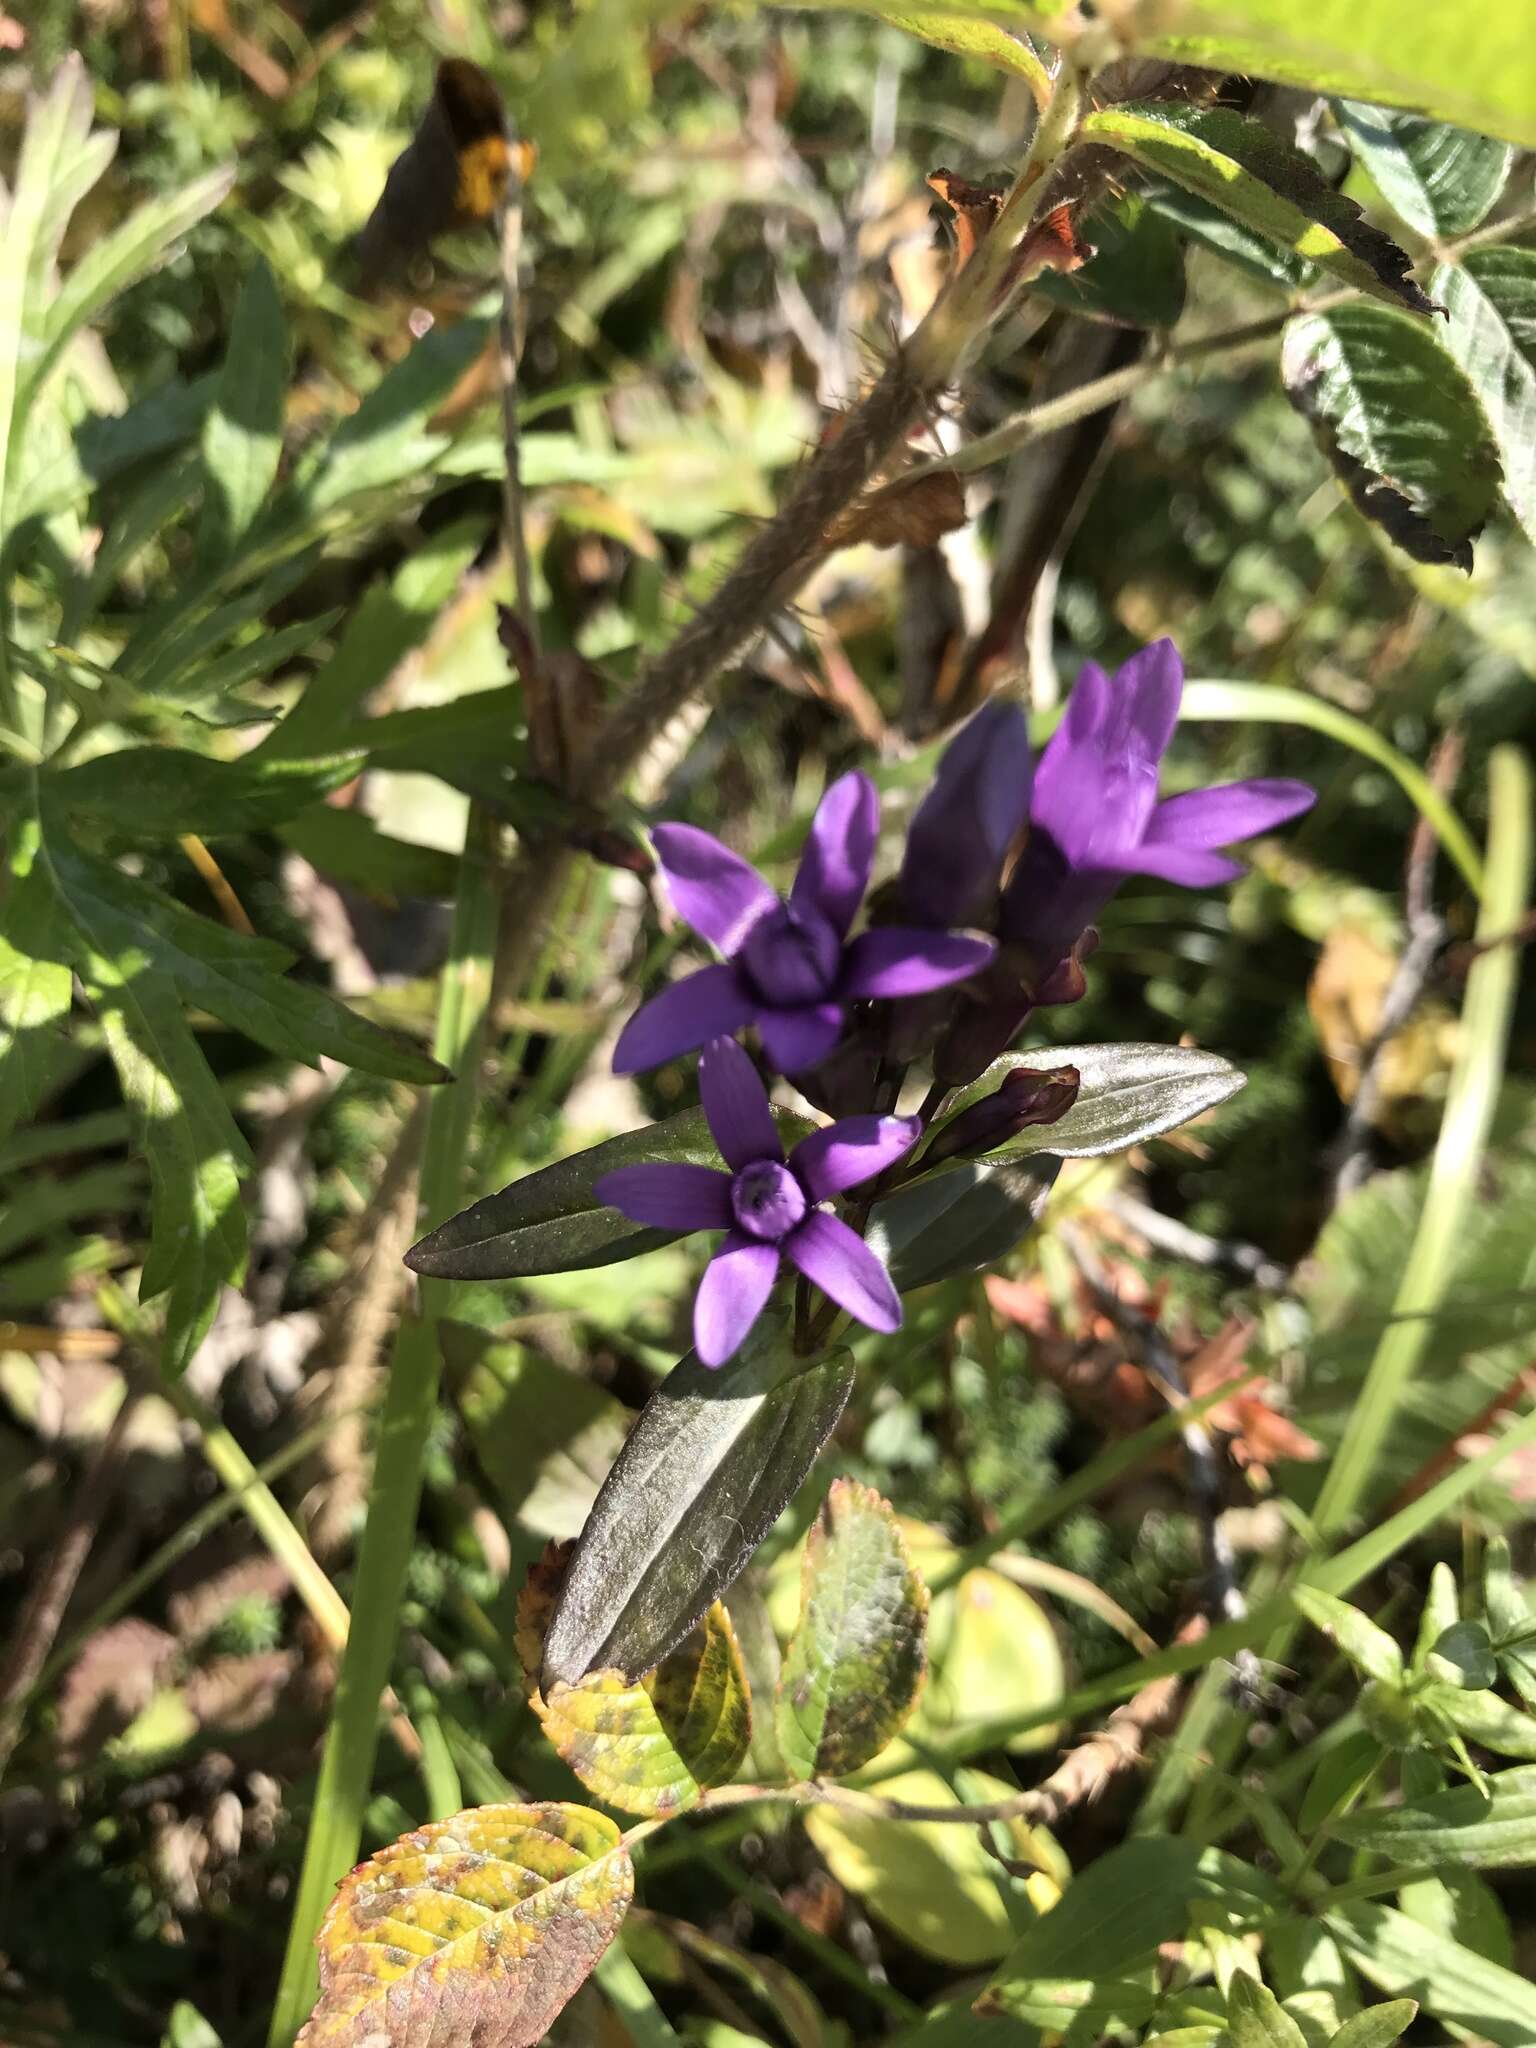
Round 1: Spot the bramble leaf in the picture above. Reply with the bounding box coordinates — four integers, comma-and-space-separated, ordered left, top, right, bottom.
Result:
776, 1480, 928, 1780
1432, 249, 1536, 546
1282, 304, 1503, 570
297, 1802, 633, 2048
1032, 193, 1187, 329
1337, 104, 1511, 238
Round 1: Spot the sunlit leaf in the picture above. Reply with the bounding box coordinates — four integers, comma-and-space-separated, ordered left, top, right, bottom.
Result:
1329, 2003, 1419, 2048
939, 1042, 1245, 1161
51, 748, 365, 839
1334, 1764, 1536, 1869
198, 256, 288, 565
1337, 104, 1511, 238
1293, 1588, 1404, 1685
1328, 1901, 1536, 2045
1432, 249, 1536, 546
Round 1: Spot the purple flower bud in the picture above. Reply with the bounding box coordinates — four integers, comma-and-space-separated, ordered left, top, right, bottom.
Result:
900, 700, 1033, 930
924, 1064, 1080, 1166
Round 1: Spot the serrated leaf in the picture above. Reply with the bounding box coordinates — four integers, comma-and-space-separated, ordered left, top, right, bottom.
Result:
1334, 1765, 1536, 1869
776, 1480, 927, 1780
39, 829, 446, 1084
199, 256, 287, 564
297, 1802, 633, 2048
1282, 303, 1503, 570
868, 1155, 1058, 1294
1337, 104, 1511, 239
1328, 1901, 1536, 2046
0, 823, 74, 1143
541, 1314, 854, 1685
1432, 248, 1536, 546
407, 1104, 814, 1280
520, 1558, 751, 1816
1428, 1621, 1499, 1692
941, 1041, 1246, 1161
1292, 1588, 1403, 1684
1079, 105, 1433, 317
1328, 2002, 1418, 2048
51, 747, 364, 838
1032, 192, 1187, 329
1228, 1975, 1307, 2048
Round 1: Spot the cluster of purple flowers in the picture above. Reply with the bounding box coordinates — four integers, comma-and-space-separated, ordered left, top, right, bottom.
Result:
597, 640, 1313, 1366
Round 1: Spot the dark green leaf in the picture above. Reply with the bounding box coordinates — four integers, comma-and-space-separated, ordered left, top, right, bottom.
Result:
776, 1479, 928, 1779
278, 806, 460, 900
1337, 103, 1511, 238
1484, 1537, 1530, 1643
940, 1041, 1245, 1160
298, 318, 492, 514
408, 1104, 814, 1279
1228, 1975, 1307, 2048
198, 256, 287, 564
1147, 183, 1314, 291
1298, 1728, 1384, 1835
868, 1155, 1058, 1293
51, 747, 364, 838
1080, 104, 1435, 317
1282, 303, 1503, 569
1334, 1765, 1536, 1869
541, 1315, 854, 1684
76, 374, 214, 484
1432, 248, 1536, 545
1031, 192, 1186, 328
1428, 1621, 1499, 1691
0, 823, 74, 1144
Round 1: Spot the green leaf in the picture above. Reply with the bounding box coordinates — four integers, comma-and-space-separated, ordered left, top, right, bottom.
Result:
1432, 1683, 1536, 1759
776, 1479, 928, 1779
1484, 1537, 1530, 1643
1335, 1765, 1536, 1869
905, 1527, 1066, 1757
40, 831, 446, 1084
522, 1584, 751, 1817
775, 0, 1050, 92
1428, 1621, 1499, 1692
278, 807, 460, 901
1281, 303, 1503, 571
408, 1104, 814, 1280
51, 748, 364, 838
869, 1155, 1059, 1293
1398, 1869, 1513, 1968
1327, 1901, 1536, 2045
1147, 182, 1313, 291
1228, 1975, 1307, 2048
540, 1315, 854, 1685
1413, 1560, 1461, 1672
1292, 1588, 1404, 1684
940, 1042, 1245, 1161
298, 319, 492, 516
1328, 2002, 1418, 2048
199, 257, 287, 565
1298, 1728, 1383, 1836
1337, 105, 1511, 238
0, 822, 74, 1143
1432, 248, 1536, 546
1032, 192, 1187, 329
1078, 105, 1433, 317
298, 1802, 634, 2048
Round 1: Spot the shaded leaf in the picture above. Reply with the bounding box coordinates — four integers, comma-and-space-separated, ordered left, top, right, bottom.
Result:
541, 1315, 854, 1685
278, 808, 460, 901
298, 1802, 633, 2048
51, 748, 364, 839
776, 1480, 928, 1780
1031, 192, 1187, 329
1327, 1901, 1536, 2046
199, 256, 287, 564
408, 1104, 813, 1280
869, 1155, 1058, 1293
1282, 303, 1502, 569
1337, 104, 1511, 238
1432, 248, 1536, 545
1428, 1620, 1499, 1691
1333, 1764, 1536, 1869
941, 1041, 1245, 1161
299, 319, 493, 514
1080, 104, 1433, 316
519, 1551, 751, 1817
1147, 182, 1314, 291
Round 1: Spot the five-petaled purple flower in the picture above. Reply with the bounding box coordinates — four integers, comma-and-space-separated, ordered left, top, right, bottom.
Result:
1001, 639, 1315, 974
595, 1036, 920, 1366
613, 770, 996, 1076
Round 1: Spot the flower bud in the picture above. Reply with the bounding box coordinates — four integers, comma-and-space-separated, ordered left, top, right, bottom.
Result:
924, 1064, 1080, 1166
899, 700, 1031, 930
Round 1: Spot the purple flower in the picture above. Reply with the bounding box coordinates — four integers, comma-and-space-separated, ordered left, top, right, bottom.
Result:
1000, 639, 1315, 973
900, 699, 1033, 929
595, 1036, 920, 1366
613, 770, 996, 1076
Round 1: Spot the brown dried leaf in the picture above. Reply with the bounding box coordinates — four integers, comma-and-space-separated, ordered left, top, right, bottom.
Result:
299, 1803, 633, 2048
927, 167, 1005, 270
825, 468, 966, 552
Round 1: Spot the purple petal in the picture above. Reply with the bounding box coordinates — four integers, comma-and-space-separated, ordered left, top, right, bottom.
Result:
1145, 778, 1316, 851
785, 1211, 902, 1334
758, 1003, 845, 1074
1111, 843, 1245, 888
791, 1114, 921, 1201
1029, 664, 1111, 864
841, 927, 995, 999
613, 964, 757, 1074
652, 823, 776, 954
791, 770, 878, 940
694, 1231, 781, 1366
595, 1163, 733, 1230
1108, 639, 1183, 766
699, 1035, 782, 1170
900, 702, 1032, 928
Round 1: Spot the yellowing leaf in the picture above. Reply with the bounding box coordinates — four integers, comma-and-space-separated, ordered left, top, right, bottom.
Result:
298, 1802, 633, 2048
776, 1479, 928, 1780
904, 1523, 1065, 1756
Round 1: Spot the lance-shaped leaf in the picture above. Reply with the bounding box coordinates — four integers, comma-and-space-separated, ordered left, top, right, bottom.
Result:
1282, 304, 1503, 570
939, 1042, 1245, 1162
1432, 249, 1536, 546
1332, 1764, 1536, 1870
776, 1479, 927, 1780
297, 1802, 633, 2048
1293, 1588, 1404, 1685
1330, 2004, 1419, 2048
1327, 1901, 1536, 2046
407, 1104, 814, 1280
541, 1314, 854, 1685
1337, 104, 1511, 239
198, 255, 288, 565
867, 1155, 1059, 1294
1079, 105, 1434, 317
518, 1547, 751, 1816
50, 747, 365, 838
1227, 1975, 1307, 2048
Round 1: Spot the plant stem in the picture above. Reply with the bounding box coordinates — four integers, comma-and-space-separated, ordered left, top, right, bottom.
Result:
267, 808, 502, 2048
1312, 745, 1532, 1540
